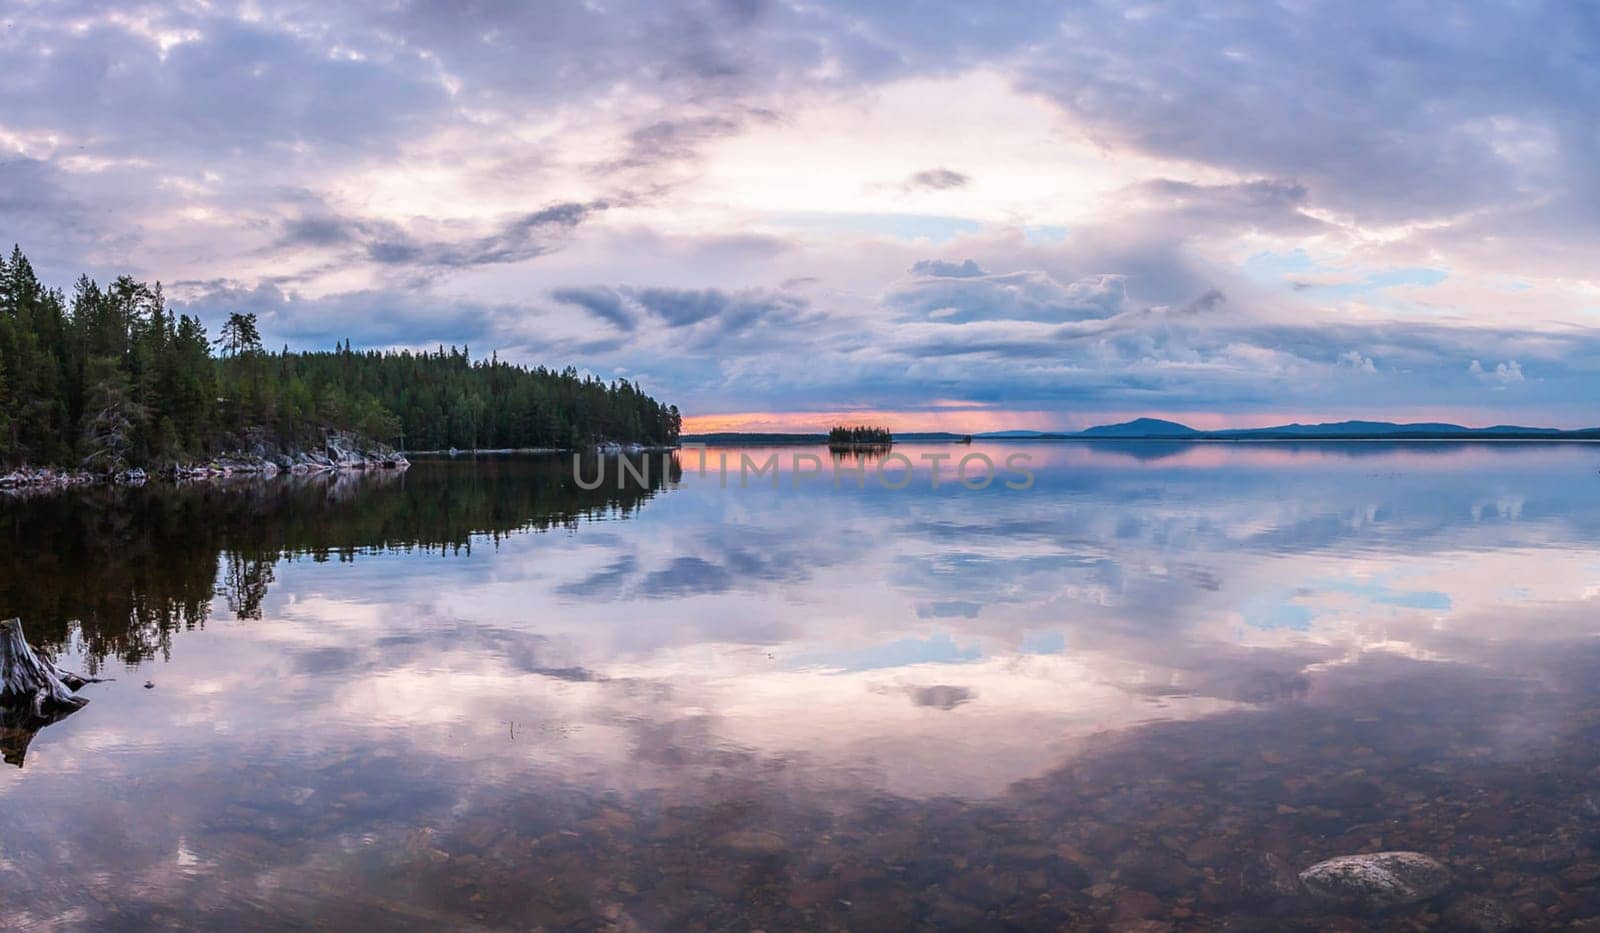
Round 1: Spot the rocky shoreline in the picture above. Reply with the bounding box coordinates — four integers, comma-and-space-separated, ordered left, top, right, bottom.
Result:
1, 441, 409, 494
405, 442, 679, 456
2, 439, 679, 494
170, 445, 410, 480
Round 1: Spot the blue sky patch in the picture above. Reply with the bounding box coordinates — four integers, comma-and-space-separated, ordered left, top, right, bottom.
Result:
791, 631, 984, 672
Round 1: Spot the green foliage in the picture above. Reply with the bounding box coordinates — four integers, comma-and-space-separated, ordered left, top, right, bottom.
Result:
214, 311, 262, 358
0, 245, 681, 468
828, 424, 893, 445
0, 349, 10, 457
79, 355, 143, 470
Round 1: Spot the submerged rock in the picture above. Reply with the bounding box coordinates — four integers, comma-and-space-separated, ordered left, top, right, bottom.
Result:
1298, 851, 1450, 911
1442, 893, 1517, 932
714, 829, 787, 855
1238, 852, 1301, 906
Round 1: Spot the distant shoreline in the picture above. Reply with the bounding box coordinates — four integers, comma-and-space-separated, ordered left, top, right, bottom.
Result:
685, 416, 1600, 445
684, 433, 1600, 446
1042, 436, 1600, 443
405, 444, 681, 457
983, 434, 1600, 443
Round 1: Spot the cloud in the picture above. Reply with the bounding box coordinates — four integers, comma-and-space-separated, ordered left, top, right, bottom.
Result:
0, 11, 450, 158
5, 0, 1600, 425
601, 111, 777, 176
549, 284, 821, 358
1013, 2, 1600, 227
277, 216, 354, 248
0, 157, 83, 221
909, 259, 986, 278
362, 202, 605, 273
631, 288, 743, 327
907, 685, 975, 709
906, 168, 969, 190
889, 268, 1129, 323
1469, 359, 1525, 386
1338, 351, 1377, 374
172, 280, 516, 350
158, 249, 1600, 426
1128, 179, 1326, 234
1176, 288, 1227, 315
551, 286, 638, 331
249, 200, 611, 291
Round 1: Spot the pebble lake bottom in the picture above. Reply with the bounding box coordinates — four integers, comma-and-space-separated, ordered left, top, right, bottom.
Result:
1, 441, 1598, 930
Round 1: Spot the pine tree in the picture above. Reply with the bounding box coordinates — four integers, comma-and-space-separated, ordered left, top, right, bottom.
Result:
80, 356, 143, 471
0, 247, 681, 468
0, 351, 10, 460
215, 312, 262, 358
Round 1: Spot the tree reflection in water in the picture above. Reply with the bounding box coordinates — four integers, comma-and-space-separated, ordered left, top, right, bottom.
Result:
0, 453, 679, 666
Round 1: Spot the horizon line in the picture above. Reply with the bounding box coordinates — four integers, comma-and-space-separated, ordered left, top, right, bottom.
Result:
680, 414, 1600, 436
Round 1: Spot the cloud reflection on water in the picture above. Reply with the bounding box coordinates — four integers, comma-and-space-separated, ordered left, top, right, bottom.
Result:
3, 443, 1600, 926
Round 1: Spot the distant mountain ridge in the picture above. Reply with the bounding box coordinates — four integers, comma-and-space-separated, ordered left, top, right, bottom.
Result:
1222, 420, 1561, 437
977, 419, 1599, 440
685, 419, 1600, 446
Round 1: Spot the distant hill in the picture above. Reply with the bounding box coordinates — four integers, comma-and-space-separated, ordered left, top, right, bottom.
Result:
1063, 418, 1597, 440
1079, 418, 1200, 437
1220, 420, 1561, 438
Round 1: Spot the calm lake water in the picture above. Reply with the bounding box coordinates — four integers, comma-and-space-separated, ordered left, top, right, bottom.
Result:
3, 442, 1600, 930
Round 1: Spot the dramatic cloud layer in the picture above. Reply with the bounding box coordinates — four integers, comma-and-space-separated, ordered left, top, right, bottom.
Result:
3, 0, 1599, 427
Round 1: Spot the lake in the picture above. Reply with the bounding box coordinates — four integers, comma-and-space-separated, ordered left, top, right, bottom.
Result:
2, 442, 1599, 929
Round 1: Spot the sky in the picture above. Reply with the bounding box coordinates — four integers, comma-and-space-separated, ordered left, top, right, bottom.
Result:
3, 1, 1600, 431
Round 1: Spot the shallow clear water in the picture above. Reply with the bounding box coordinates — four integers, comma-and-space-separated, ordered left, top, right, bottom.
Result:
3, 442, 1599, 929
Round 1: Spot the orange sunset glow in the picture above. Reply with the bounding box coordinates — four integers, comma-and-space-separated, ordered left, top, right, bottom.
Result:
681, 405, 1582, 435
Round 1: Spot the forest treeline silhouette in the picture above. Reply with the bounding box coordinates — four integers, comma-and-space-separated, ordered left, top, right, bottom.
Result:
0, 246, 681, 469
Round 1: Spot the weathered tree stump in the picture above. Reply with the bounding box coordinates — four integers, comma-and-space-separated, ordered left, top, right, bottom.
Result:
0, 617, 90, 717
0, 618, 99, 767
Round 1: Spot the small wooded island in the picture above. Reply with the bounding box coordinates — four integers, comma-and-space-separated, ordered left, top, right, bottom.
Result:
0, 246, 680, 487
828, 425, 894, 449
